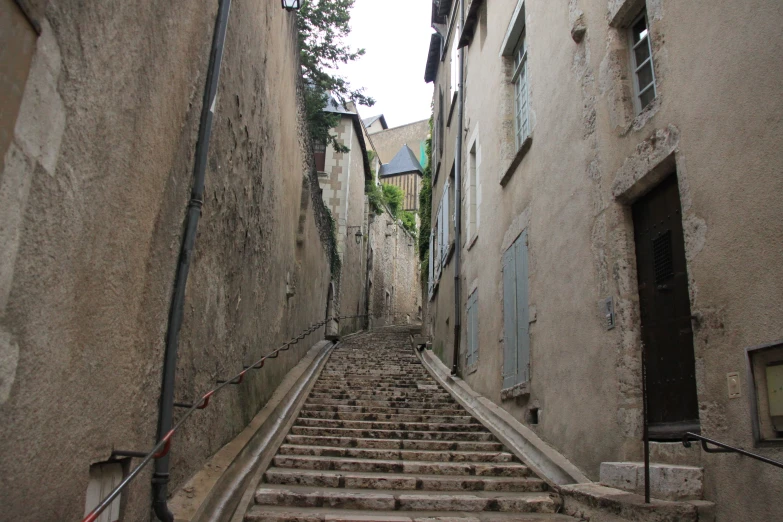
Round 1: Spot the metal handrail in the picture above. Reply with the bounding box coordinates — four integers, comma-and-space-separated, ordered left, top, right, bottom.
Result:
81, 312, 417, 522
682, 432, 783, 469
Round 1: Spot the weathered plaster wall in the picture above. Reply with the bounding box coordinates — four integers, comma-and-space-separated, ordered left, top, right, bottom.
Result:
336, 122, 370, 335
0, 1, 333, 520
368, 211, 421, 327
427, 0, 783, 520
370, 119, 430, 165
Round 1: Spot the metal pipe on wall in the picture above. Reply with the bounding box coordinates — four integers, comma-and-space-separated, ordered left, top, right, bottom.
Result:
451, 0, 465, 376
152, 0, 232, 520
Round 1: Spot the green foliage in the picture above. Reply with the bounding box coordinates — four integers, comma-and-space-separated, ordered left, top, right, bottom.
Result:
323, 206, 342, 277
381, 184, 405, 218
400, 211, 417, 238
297, 0, 374, 152
418, 116, 434, 285
366, 180, 385, 215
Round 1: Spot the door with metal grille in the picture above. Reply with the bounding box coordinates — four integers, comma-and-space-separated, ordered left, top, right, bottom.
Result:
632, 174, 700, 439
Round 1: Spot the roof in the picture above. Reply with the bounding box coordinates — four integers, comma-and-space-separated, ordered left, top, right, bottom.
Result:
323, 95, 355, 115
379, 145, 424, 178
362, 114, 388, 130
458, 0, 486, 48
424, 33, 443, 83
320, 95, 372, 182
437, 0, 453, 18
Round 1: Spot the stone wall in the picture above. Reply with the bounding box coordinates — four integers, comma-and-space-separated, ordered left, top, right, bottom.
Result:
0, 1, 334, 520
368, 210, 422, 327
369, 119, 429, 165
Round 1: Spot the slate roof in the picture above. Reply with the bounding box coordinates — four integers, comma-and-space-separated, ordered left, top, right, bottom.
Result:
324, 95, 355, 115
362, 114, 388, 130
424, 33, 443, 83
379, 145, 424, 177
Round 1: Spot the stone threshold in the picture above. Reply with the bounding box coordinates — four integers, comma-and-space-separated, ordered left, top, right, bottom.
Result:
168, 340, 335, 522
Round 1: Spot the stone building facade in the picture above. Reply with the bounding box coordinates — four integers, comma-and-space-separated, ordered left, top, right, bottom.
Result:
368, 210, 422, 328
423, 0, 783, 520
0, 1, 336, 520
316, 100, 372, 335
368, 118, 430, 167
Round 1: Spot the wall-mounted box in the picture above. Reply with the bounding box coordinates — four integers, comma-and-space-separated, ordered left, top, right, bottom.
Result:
745, 340, 783, 446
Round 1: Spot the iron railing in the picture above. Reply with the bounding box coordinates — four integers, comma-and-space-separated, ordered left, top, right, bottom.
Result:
682, 432, 783, 469
82, 312, 418, 522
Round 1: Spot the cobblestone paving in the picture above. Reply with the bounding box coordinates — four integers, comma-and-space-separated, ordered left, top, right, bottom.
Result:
246, 326, 573, 521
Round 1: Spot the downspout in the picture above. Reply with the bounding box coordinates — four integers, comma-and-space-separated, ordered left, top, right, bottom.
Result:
152, 1, 232, 520
451, 0, 465, 376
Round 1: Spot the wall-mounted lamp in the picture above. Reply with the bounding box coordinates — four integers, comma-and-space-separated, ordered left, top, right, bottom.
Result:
282, 0, 302, 11
347, 226, 364, 245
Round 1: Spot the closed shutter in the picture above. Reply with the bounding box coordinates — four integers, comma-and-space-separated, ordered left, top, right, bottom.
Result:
442, 180, 450, 263
428, 231, 434, 298
515, 230, 530, 383
502, 247, 518, 388
466, 290, 478, 367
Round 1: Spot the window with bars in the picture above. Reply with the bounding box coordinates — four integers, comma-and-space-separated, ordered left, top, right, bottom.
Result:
629, 11, 656, 113
512, 30, 529, 149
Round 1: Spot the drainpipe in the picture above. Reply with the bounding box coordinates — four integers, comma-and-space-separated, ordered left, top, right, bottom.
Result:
152, 1, 232, 520
451, 0, 465, 376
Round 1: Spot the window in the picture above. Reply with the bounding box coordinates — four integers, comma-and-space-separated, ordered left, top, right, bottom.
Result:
313, 139, 326, 173
428, 181, 451, 299
84, 462, 124, 522
466, 133, 480, 245
450, 27, 460, 102
512, 30, 529, 149
466, 289, 479, 369
438, 88, 444, 159
629, 11, 656, 113
502, 230, 530, 389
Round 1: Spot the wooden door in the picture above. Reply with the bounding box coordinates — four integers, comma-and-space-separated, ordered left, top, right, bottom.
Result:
633, 175, 700, 439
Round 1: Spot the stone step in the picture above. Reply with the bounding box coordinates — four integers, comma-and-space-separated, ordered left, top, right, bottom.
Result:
284, 435, 505, 452
297, 411, 479, 424
253, 485, 561, 513
289, 426, 497, 442
246, 506, 573, 522
264, 468, 546, 492
271, 455, 530, 477
305, 398, 458, 409
300, 404, 466, 415
277, 444, 514, 463
308, 392, 453, 401
294, 419, 487, 433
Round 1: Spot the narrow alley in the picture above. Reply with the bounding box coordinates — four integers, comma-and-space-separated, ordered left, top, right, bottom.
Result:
1, 0, 782, 521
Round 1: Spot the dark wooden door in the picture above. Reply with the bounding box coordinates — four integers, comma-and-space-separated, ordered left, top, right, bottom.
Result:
633, 174, 700, 440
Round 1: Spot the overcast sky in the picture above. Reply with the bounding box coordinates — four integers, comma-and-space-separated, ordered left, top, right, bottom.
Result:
337, 0, 434, 128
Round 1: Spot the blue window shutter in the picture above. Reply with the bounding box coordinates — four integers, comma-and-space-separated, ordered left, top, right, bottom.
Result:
502, 247, 518, 388
466, 291, 478, 367
471, 291, 479, 366
514, 230, 530, 384
428, 231, 435, 298
442, 180, 450, 263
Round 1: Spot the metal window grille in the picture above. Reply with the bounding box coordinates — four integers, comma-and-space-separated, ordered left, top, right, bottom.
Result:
652, 230, 673, 284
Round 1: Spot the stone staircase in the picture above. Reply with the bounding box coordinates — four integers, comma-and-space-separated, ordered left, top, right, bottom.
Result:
245, 327, 574, 521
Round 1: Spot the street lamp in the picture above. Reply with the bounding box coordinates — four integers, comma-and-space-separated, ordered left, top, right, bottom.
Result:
282, 0, 302, 11
347, 226, 364, 244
